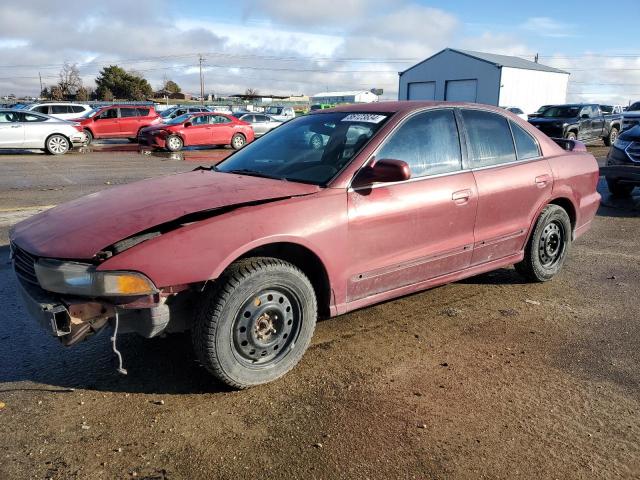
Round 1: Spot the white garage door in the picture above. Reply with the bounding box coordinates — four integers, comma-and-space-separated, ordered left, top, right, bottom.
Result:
407, 81, 436, 100
445, 79, 478, 102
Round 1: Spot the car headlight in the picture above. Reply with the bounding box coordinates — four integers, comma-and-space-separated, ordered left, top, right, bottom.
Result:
34, 259, 157, 297
614, 138, 632, 150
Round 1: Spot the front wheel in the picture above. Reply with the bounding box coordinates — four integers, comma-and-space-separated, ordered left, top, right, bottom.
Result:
231, 133, 246, 150
566, 131, 577, 141
165, 135, 183, 152
515, 205, 572, 282
193, 257, 317, 389
45, 134, 70, 155
604, 127, 618, 147
83, 129, 93, 146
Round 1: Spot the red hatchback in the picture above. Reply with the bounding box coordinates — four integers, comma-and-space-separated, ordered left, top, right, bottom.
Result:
10, 102, 600, 389
138, 112, 254, 151
75, 105, 160, 144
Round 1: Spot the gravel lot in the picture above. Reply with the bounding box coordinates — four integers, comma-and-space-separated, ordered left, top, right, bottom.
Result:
0, 143, 638, 480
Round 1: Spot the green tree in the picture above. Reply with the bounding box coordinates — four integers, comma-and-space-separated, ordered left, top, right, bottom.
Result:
163, 79, 181, 94
95, 65, 153, 100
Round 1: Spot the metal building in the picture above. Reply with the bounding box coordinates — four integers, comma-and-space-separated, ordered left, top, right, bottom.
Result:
398, 48, 569, 114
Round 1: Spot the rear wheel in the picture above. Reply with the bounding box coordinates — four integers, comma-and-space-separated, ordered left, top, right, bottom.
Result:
604, 127, 618, 147
606, 178, 634, 198
45, 134, 70, 155
166, 135, 183, 152
515, 205, 571, 282
192, 257, 317, 389
231, 133, 246, 150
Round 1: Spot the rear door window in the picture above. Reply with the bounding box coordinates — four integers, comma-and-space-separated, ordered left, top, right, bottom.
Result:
71, 105, 85, 113
377, 109, 462, 178
137, 108, 150, 116
461, 109, 517, 168
51, 105, 71, 114
119, 108, 138, 118
21, 113, 47, 122
510, 121, 540, 160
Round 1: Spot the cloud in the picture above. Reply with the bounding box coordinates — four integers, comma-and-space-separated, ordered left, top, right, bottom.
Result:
521, 17, 576, 38
0, 1, 633, 105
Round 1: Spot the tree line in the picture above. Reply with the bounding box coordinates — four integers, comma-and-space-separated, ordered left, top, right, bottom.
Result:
40, 63, 182, 101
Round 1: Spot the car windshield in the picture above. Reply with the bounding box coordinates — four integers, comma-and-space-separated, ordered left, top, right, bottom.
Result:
215, 112, 389, 185
82, 108, 101, 118
542, 106, 580, 118
265, 107, 283, 115
628, 102, 640, 112
536, 105, 550, 113
165, 113, 192, 125
160, 108, 178, 118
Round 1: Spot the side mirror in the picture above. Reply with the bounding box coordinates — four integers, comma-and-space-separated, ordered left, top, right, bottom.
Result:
581, 113, 589, 119
184, 121, 192, 128
352, 159, 411, 188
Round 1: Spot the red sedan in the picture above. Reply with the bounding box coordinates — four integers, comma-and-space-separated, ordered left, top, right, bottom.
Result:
138, 112, 254, 151
10, 101, 600, 388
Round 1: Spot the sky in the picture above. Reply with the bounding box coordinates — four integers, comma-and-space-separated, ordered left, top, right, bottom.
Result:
1, 0, 639, 105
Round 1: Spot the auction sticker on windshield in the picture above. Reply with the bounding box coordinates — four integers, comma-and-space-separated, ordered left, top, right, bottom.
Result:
341, 114, 387, 123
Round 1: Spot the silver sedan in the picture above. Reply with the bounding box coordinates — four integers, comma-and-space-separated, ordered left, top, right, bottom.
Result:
235, 113, 283, 137
0, 109, 86, 154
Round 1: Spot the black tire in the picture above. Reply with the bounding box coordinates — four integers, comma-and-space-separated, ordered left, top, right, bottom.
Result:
44, 134, 70, 155
165, 135, 183, 152
127, 137, 137, 143
606, 178, 634, 198
603, 127, 618, 147
231, 133, 246, 150
515, 205, 572, 282
193, 257, 317, 389
83, 129, 93, 146
309, 133, 323, 149
566, 131, 577, 141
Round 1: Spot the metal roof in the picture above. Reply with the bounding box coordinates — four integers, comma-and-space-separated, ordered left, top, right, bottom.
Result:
401, 48, 570, 75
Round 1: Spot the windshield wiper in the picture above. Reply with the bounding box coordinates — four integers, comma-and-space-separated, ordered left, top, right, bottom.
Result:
221, 168, 286, 181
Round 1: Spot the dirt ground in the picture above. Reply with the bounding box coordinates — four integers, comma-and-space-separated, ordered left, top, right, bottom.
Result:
0, 143, 639, 479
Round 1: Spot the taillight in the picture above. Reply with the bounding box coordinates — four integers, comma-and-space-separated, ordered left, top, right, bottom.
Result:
572, 140, 587, 152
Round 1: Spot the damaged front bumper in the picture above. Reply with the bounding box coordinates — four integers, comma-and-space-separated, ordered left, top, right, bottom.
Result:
16, 279, 193, 346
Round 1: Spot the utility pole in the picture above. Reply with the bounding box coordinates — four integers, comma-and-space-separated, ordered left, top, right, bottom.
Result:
38, 72, 43, 96
198, 54, 205, 105
534, 53, 539, 63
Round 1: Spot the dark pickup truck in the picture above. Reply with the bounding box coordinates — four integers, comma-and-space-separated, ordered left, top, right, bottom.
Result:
528, 103, 622, 146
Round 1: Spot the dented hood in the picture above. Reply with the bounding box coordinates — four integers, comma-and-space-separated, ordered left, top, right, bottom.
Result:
11, 169, 320, 259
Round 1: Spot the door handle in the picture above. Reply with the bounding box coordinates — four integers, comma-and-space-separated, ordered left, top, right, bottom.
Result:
535, 174, 551, 188
452, 189, 472, 205
11, 125, 21, 128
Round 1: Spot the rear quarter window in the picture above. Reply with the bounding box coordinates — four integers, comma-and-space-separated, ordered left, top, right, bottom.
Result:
461, 110, 516, 168
510, 121, 540, 160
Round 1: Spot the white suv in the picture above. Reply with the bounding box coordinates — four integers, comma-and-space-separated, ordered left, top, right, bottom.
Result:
26, 103, 92, 121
